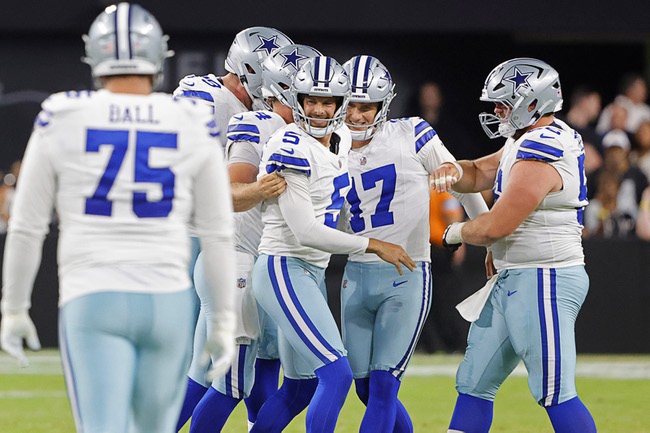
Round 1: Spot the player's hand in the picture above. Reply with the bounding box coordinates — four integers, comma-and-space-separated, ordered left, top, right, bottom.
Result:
366, 239, 417, 276
442, 222, 465, 252
431, 163, 460, 193
0, 312, 41, 367
257, 173, 287, 200
202, 314, 236, 382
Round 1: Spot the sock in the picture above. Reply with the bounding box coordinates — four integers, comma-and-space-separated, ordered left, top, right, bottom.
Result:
545, 396, 597, 433
355, 377, 413, 433
176, 377, 209, 431
189, 386, 240, 433
250, 377, 318, 433
448, 393, 493, 433
244, 358, 281, 424
305, 357, 353, 433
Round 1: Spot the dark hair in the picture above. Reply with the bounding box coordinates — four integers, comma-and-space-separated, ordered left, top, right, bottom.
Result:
619, 73, 645, 95
570, 85, 597, 107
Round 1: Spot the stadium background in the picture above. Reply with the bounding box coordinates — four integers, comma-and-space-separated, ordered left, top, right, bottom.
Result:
0, 0, 649, 352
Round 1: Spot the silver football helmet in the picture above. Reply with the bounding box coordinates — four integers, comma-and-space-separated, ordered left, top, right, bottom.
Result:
82, 3, 173, 89
343, 55, 395, 140
289, 56, 350, 138
224, 26, 293, 102
479, 57, 563, 139
261, 44, 323, 108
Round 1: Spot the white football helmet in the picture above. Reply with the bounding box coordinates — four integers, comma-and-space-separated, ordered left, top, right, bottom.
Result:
224, 26, 293, 102
82, 2, 173, 89
261, 44, 323, 108
343, 55, 395, 140
479, 57, 563, 139
289, 56, 350, 138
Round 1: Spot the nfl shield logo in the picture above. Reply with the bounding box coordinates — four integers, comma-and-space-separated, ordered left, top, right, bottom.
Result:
360, 156, 367, 166
237, 278, 247, 288
342, 279, 348, 288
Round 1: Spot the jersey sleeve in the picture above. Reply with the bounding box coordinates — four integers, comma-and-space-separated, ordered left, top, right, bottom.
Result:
516, 128, 565, 163
172, 74, 219, 110
263, 138, 312, 177
1, 127, 57, 314
408, 117, 458, 172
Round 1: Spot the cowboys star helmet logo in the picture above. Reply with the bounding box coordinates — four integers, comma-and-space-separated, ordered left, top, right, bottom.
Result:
254, 35, 281, 55
281, 48, 309, 70
503, 66, 533, 92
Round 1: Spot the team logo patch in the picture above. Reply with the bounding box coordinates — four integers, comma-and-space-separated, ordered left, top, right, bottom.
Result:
360, 156, 367, 166
342, 279, 348, 288
237, 278, 247, 288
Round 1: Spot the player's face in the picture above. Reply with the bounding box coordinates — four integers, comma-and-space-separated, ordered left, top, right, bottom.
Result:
302, 95, 338, 128
494, 102, 509, 120
346, 102, 380, 131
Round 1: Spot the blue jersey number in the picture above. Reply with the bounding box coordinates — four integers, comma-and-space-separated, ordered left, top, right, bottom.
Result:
324, 173, 350, 228
85, 129, 177, 218
347, 164, 397, 233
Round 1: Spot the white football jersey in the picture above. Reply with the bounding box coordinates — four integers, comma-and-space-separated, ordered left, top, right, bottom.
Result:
345, 117, 455, 263
10, 89, 229, 305
173, 74, 248, 137
491, 118, 588, 270
257, 123, 355, 268
225, 110, 287, 257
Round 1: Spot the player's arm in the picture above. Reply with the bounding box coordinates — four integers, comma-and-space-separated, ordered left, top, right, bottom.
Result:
193, 144, 237, 380
228, 161, 286, 212
280, 173, 416, 274
444, 160, 562, 246
432, 147, 504, 194
0, 130, 55, 365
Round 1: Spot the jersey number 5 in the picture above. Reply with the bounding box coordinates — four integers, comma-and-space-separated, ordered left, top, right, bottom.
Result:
85, 129, 177, 218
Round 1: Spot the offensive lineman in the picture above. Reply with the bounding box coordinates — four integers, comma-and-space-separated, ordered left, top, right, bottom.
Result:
340, 55, 489, 433
0, 3, 236, 433
434, 58, 597, 433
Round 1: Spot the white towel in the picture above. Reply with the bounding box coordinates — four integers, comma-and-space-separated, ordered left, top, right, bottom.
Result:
455, 275, 498, 322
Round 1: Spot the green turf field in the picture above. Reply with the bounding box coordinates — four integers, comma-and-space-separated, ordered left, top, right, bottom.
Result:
1, 351, 649, 432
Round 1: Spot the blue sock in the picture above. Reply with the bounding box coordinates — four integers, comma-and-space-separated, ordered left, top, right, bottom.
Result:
250, 377, 318, 433
245, 358, 281, 424
189, 386, 240, 433
355, 377, 413, 433
176, 377, 209, 431
306, 357, 353, 433
545, 396, 597, 433
448, 392, 493, 433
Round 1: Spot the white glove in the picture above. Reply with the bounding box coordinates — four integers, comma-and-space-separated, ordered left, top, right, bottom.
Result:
202, 312, 236, 382
442, 222, 465, 252
0, 311, 41, 367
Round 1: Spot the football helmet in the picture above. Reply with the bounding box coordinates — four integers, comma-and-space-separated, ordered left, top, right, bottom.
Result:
224, 26, 293, 102
343, 55, 395, 140
261, 44, 323, 108
479, 57, 563, 139
289, 56, 350, 138
82, 2, 173, 89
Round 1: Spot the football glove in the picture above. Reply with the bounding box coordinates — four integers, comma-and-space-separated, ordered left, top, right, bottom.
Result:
0, 311, 41, 367
442, 222, 465, 253
202, 312, 236, 382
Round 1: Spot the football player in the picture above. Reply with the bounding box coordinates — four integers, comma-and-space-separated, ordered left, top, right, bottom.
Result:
0, 3, 236, 433
250, 56, 416, 433
187, 44, 323, 433
434, 58, 597, 433
174, 26, 293, 431
340, 55, 488, 433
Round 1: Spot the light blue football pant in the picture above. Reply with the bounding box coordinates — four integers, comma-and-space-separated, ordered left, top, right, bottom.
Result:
341, 261, 432, 380
253, 255, 345, 379
456, 266, 589, 406
59, 290, 194, 433
188, 251, 280, 397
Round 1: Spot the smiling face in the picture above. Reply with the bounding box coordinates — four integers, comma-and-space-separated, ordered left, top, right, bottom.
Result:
301, 95, 339, 128
345, 102, 380, 131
